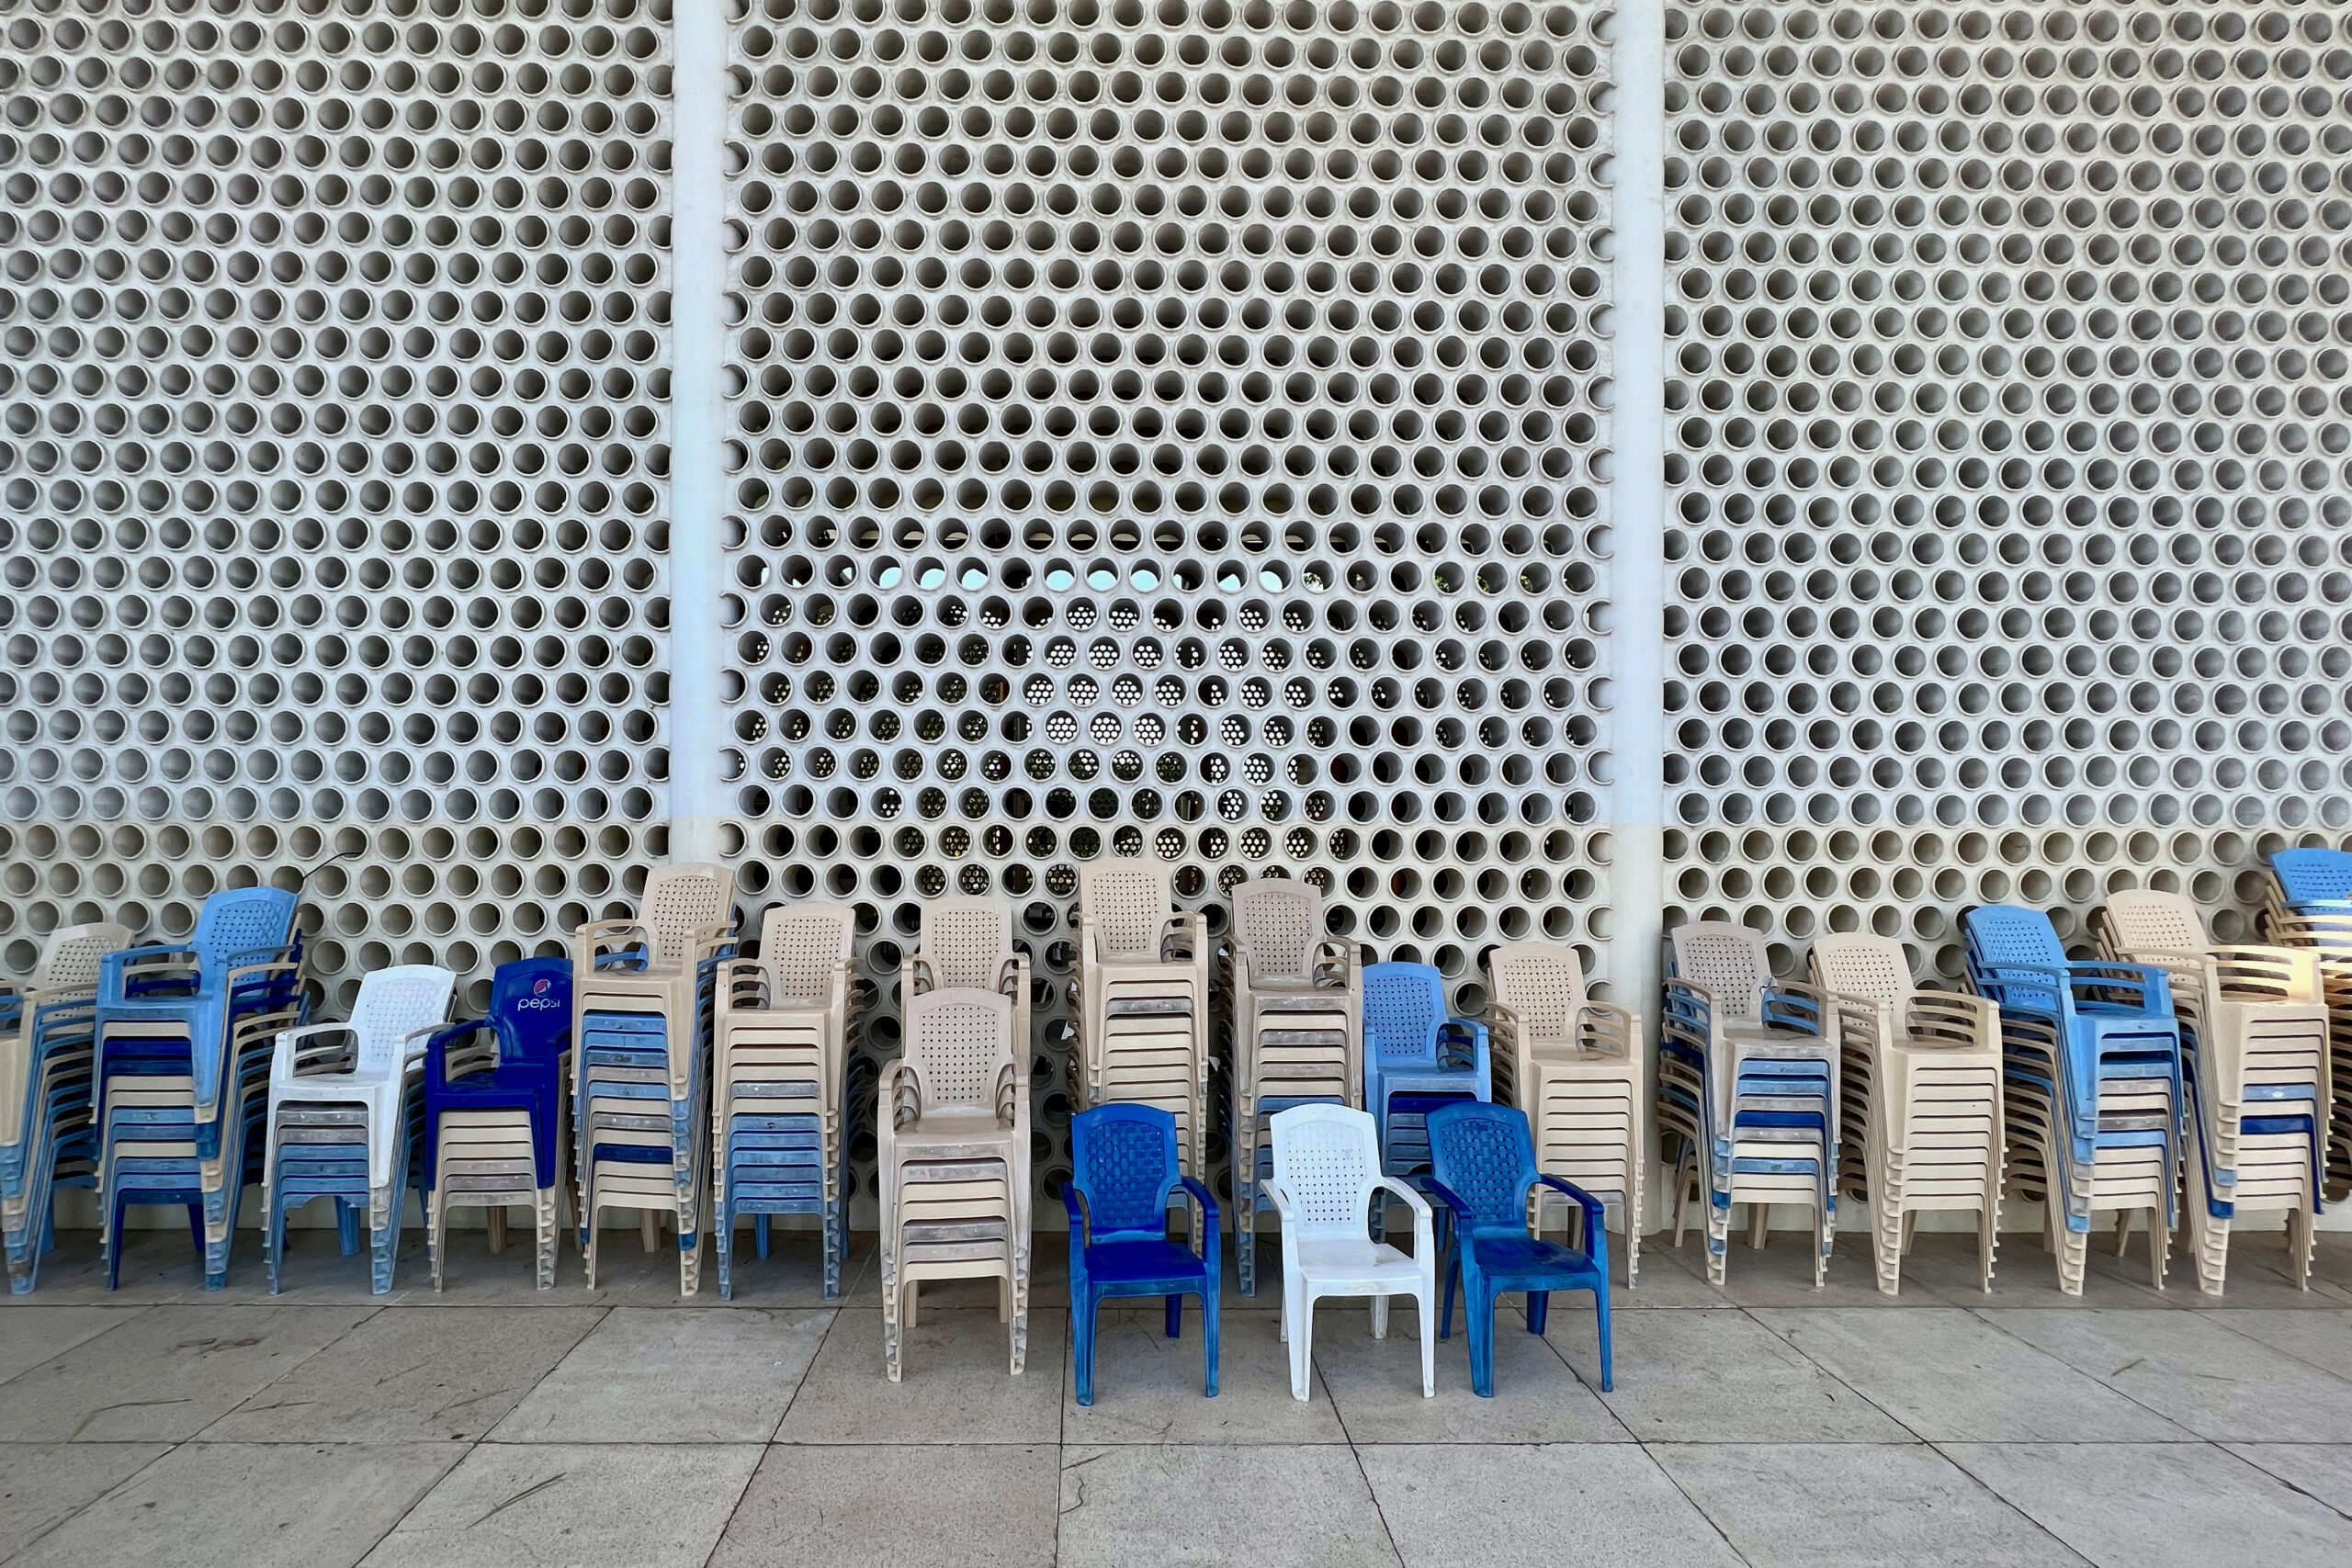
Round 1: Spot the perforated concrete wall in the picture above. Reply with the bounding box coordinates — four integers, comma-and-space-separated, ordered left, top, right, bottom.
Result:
1661, 0, 2352, 981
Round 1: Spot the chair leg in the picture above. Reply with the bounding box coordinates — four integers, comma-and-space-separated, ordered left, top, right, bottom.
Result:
337, 1199, 362, 1258
1440, 1253, 1459, 1341
1592, 1277, 1614, 1393
1369, 1292, 1388, 1340
1074, 1286, 1098, 1407
1417, 1282, 1436, 1399
1287, 1282, 1312, 1401
756, 1213, 771, 1259
1466, 1280, 1495, 1398
1165, 1293, 1182, 1340
1526, 1290, 1549, 1336
1201, 1286, 1220, 1398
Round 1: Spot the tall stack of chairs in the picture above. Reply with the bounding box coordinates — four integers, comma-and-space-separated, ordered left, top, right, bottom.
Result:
2261, 848, 2352, 1202
1482, 941, 1645, 1283
879, 985, 1031, 1382
1221, 876, 1362, 1293
1963, 904, 2182, 1293
573, 863, 737, 1292
1807, 935, 2003, 1295
1362, 962, 1490, 1180
2, 924, 129, 1292
93, 887, 303, 1290
1659, 921, 1839, 1286
1072, 864, 1211, 1183
424, 956, 573, 1291
2098, 890, 2329, 1293
712, 902, 865, 1300
262, 964, 455, 1292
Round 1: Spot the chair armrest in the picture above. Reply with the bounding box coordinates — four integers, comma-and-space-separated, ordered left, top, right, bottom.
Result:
1421, 1176, 1476, 1222
1175, 1174, 1220, 1232
878, 1058, 919, 1129
1575, 999, 1640, 1058
1060, 1182, 1089, 1246
1536, 1176, 1611, 1268
275, 1021, 356, 1078
1439, 1017, 1490, 1079
1534, 1173, 1606, 1227
1374, 1174, 1433, 1221
1261, 1179, 1297, 1221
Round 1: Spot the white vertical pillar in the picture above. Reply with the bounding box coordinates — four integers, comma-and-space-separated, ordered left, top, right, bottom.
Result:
1605, 0, 1668, 1010
667, 1, 729, 860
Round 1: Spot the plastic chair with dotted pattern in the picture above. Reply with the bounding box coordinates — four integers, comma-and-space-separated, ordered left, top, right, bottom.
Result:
1265, 1101, 1434, 1403
1362, 961, 1491, 1182
712, 902, 865, 1301
901, 896, 1032, 1066
1807, 934, 2003, 1296
1223, 875, 1363, 1294
1482, 941, 1646, 1286
2097, 890, 2328, 1294
1075, 863, 1211, 1186
3, 923, 130, 1292
1661, 920, 1840, 1288
878, 986, 1031, 1382
262, 964, 455, 1294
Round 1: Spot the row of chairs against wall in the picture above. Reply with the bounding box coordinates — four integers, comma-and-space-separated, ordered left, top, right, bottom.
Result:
6, 850, 2351, 1310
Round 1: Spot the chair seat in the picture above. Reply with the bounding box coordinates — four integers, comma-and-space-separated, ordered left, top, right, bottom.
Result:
1080, 1238, 1210, 1291
1466, 1233, 1604, 1289
1291, 1235, 1421, 1291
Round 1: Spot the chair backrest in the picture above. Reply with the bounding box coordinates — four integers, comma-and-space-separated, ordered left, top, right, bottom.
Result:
1668, 920, 1772, 1020
2098, 889, 2209, 954
489, 956, 571, 1062
193, 886, 300, 981
1079, 863, 1170, 961
2272, 848, 2352, 909
1364, 962, 1445, 1062
916, 897, 1013, 990
1807, 932, 1914, 1013
1268, 1102, 1380, 1235
32, 922, 133, 990
1230, 877, 1324, 982
636, 863, 734, 970
1427, 1101, 1539, 1240
902, 986, 1012, 1108
349, 964, 457, 1071
758, 902, 856, 1003
1962, 904, 2065, 970
1069, 1102, 1180, 1242
1484, 942, 1586, 1044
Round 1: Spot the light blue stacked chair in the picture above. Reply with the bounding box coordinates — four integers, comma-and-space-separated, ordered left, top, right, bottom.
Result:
262, 964, 455, 1293
2, 924, 128, 1291
1362, 962, 1490, 1185
1963, 903, 2182, 1293
92, 887, 304, 1290
2262, 849, 2352, 1201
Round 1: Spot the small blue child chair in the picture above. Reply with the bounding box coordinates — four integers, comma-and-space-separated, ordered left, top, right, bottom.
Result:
1063, 1102, 1220, 1406
1426, 1100, 1611, 1395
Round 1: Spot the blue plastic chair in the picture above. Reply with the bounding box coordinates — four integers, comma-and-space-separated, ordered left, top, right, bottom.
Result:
1425, 1100, 1611, 1395
1363, 962, 1491, 1179
2271, 848, 2352, 913
424, 956, 572, 1190
1063, 1102, 1220, 1406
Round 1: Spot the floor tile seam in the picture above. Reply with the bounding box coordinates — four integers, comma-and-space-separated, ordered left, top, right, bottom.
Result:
172, 1301, 391, 1443
693, 1437, 771, 1568
2211, 1441, 2352, 1529
1338, 1427, 1412, 1568
1955, 1302, 2208, 1439
345, 1433, 482, 1568
1629, 1437, 1761, 1568
0, 1305, 161, 1392
0, 1432, 186, 1565
1521, 1298, 1644, 1442
1915, 1439, 2103, 1567
1731, 1305, 1936, 1446
2188, 1308, 2352, 1390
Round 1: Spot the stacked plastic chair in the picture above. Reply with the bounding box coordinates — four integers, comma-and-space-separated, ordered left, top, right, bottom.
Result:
712, 902, 865, 1300
424, 956, 572, 1291
2260, 848, 2352, 1201
1221, 876, 1362, 1293
1807, 934, 2003, 1295
1072, 864, 1211, 1182
1658, 921, 1839, 1286
2098, 889, 2329, 1293
878, 986, 1031, 1382
573, 862, 737, 1293
262, 965, 455, 1293
93, 887, 304, 1290
900, 897, 1032, 1066
1266, 1102, 1434, 1402
2, 924, 129, 1292
1483, 942, 1645, 1284
1362, 962, 1490, 1181
1963, 904, 2182, 1293
1064, 1102, 1220, 1407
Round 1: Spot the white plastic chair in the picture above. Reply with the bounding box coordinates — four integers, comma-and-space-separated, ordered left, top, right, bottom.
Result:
1266, 1102, 1435, 1403
1075, 863, 1210, 1179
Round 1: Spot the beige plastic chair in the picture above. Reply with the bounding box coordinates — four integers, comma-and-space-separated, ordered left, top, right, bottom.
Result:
2098, 889, 2330, 1292
1807, 934, 2002, 1296
573, 861, 737, 1294
1483, 942, 1645, 1284
878, 986, 1030, 1381
2256, 898, 2352, 1205
3, 924, 131, 1288
900, 896, 1031, 1068
1074, 863, 1210, 1180
1661, 921, 1840, 1286
1223, 875, 1363, 1293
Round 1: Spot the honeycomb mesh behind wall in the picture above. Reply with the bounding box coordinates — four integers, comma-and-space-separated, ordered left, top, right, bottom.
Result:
1664, 0, 2352, 980
0, 0, 674, 1011
719, 0, 1619, 1201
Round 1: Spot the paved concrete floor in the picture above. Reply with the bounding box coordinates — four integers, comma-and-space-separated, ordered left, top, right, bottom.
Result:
5, 1224, 2352, 1567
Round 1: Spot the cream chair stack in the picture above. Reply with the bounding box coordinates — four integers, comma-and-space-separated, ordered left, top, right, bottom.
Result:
1073, 864, 1211, 1181
879, 986, 1031, 1382
2098, 889, 2330, 1292
1807, 934, 2003, 1295
3, 923, 130, 1292
900, 897, 1031, 1070
1482, 942, 1645, 1283
572, 862, 737, 1293
1222, 875, 1363, 1293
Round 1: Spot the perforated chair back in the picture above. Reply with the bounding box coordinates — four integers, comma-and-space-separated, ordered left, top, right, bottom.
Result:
1427, 1102, 1541, 1240
1485, 942, 1587, 1045
758, 902, 857, 1002
1668, 920, 1773, 1020
1364, 963, 1446, 1063
2271, 848, 2352, 908
192, 886, 300, 981
348, 965, 458, 1073
1808, 932, 1915, 1014
30, 923, 131, 991
635, 862, 733, 972
1231, 878, 1326, 982
902, 986, 1014, 1108
1962, 904, 2068, 970
488, 956, 571, 1061
915, 897, 1015, 991
1079, 863, 1171, 962
1268, 1102, 1382, 1235
1069, 1102, 1182, 1243
2098, 889, 2209, 954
